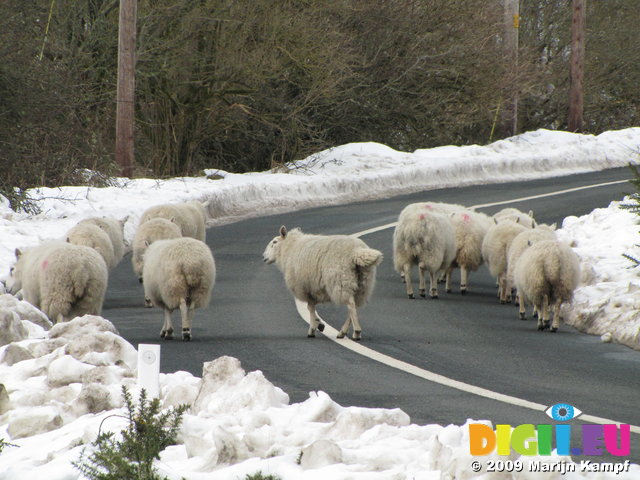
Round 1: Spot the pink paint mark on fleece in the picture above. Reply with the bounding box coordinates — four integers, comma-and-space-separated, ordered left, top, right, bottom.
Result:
462, 213, 471, 223
41, 260, 49, 270
424, 204, 434, 210
419, 214, 426, 220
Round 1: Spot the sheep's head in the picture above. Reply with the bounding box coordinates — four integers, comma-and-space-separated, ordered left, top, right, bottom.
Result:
263, 225, 287, 264
6, 248, 25, 295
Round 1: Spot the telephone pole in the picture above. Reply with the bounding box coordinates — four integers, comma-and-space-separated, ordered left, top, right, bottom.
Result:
568, 0, 586, 133
115, 0, 137, 177
500, 0, 519, 138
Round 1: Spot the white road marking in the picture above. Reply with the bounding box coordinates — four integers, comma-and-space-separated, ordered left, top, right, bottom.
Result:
351, 179, 630, 237
297, 177, 640, 431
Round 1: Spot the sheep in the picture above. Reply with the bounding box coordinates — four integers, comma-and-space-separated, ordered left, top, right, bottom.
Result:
263, 226, 382, 341
506, 224, 557, 319
142, 237, 215, 341
493, 207, 537, 228
139, 201, 206, 241
79, 216, 128, 265
444, 210, 491, 294
6, 241, 108, 323
481, 220, 528, 304
132, 218, 182, 282
393, 206, 456, 299
66, 223, 116, 270
513, 240, 580, 332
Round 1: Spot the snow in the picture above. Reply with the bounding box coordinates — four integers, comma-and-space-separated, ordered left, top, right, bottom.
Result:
1, 128, 640, 479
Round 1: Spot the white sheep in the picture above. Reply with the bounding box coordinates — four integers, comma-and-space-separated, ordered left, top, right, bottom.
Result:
506, 225, 557, 319
493, 207, 537, 228
263, 226, 382, 341
139, 201, 206, 241
6, 241, 108, 323
393, 206, 456, 299
481, 220, 528, 303
132, 218, 182, 282
66, 223, 116, 270
79, 216, 128, 265
445, 210, 491, 294
513, 240, 580, 332
142, 237, 216, 341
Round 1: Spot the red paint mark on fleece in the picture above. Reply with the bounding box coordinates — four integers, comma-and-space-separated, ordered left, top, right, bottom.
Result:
419, 214, 426, 220
41, 260, 49, 270
462, 213, 471, 223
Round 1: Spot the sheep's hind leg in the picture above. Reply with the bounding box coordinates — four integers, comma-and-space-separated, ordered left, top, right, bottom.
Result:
428, 271, 439, 299
403, 264, 414, 299
445, 267, 453, 294
550, 298, 562, 332
418, 262, 427, 298
460, 266, 468, 295
338, 297, 361, 341
161, 309, 174, 340
537, 295, 550, 331
306, 302, 324, 337
180, 298, 192, 341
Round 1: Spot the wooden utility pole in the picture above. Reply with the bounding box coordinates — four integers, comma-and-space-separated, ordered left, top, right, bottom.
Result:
500, 0, 520, 138
115, 0, 137, 177
568, 0, 586, 133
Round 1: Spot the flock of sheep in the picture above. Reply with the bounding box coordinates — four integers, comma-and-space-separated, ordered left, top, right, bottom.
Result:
392, 202, 581, 333
6, 201, 215, 341
5, 197, 581, 342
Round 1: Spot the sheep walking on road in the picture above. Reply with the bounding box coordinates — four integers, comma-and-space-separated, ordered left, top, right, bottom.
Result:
79, 216, 128, 265
132, 218, 182, 282
66, 223, 116, 270
506, 225, 557, 319
142, 237, 216, 341
445, 210, 490, 295
513, 240, 580, 332
481, 220, 528, 304
6, 242, 108, 323
263, 226, 382, 341
393, 206, 456, 299
139, 201, 207, 241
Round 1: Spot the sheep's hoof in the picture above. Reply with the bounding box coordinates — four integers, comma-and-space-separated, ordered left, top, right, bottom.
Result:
182, 328, 191, 341
519, 312, 527, 321
307, 329, 316, 338
161, 328, 174, 340
460, 287, 467, 295
430, 293, 438, 299
446, 288, 452, 294
138, 277, 143, 284
407, 293, 415, 299
317, 322, 325, 332
550, 327, 558, 333
500, 299, 506, 305
352, 331, 362, 341
543, 321, 551, 330
419, 289, 426, 297
144, 298, 153, 308
537, 324, 544, 331
337, 331, 347, 339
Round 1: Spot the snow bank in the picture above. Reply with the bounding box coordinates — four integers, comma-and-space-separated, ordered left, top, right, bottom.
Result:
558, 198, 640, 349
2, 315, 637, 479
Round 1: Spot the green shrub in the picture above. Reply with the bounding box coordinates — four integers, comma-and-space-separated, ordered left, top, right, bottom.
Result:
73, 387, 189, 480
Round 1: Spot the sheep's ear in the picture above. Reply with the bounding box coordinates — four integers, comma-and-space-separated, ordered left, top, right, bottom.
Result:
527, 240, 532, 246
144, 240, 150, 247
516, 217, 521, 224
66, 237, 71, 243
170, 217, 176, 223
494, 218, 498, 224
14, 248, 22, 259
279, 225, 287, 238
550, 223, 557, 230
528, 210, 534, 217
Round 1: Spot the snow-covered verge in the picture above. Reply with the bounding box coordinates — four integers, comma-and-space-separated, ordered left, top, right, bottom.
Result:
558, 199, 640, 350
1, 314, 638, 480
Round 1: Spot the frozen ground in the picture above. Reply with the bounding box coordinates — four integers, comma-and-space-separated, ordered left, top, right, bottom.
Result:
1, 128, 640, 478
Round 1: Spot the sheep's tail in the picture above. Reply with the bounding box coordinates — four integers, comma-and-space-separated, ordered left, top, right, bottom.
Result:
353, 248, 383, 268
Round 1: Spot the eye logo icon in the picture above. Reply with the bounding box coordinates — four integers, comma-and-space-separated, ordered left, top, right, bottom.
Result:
545, 403, 582, 421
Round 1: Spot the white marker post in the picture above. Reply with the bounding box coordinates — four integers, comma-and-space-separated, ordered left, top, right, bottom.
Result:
137, 344, 161, 398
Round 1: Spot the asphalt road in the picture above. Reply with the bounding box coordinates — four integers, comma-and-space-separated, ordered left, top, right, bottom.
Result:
104, 167, 639, 462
